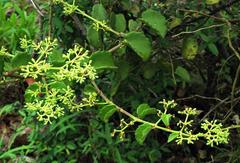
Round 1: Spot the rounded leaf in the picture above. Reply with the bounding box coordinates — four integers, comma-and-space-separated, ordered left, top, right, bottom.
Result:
91, 4, 107, 21
113, 14, 126, 32
125, 32, 151, 61
141, 9, 167, 38
137, 104, 157, 119
90, 51, 117, 69
87, 25, 103, 48
135, 123, 152, 145
175, 66, 191, 82
99, 104, 117, 122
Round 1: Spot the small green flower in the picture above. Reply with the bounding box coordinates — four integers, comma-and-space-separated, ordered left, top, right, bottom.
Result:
201, 120, 229, 146
178, 107, 198, 115
159, 99, 177, 111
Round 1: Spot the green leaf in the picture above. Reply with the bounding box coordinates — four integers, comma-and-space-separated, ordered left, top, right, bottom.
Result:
90, 51, 117, 69
135, 123, 152, 144
113, 14, 126, 32
11, 51, 31, 68
141, 9, 167, 38
67, 141, 77, 150
161, 113, 171, 127
142, 62, 159, 79
91, 4, 107, 21
148, 149, 161, 162
182, 37, 198, 60
0, 102, 19, 116
83, 84, 96, 95
128, 19, 141, 32
125, 32, 151, 61
167, 133, 179, 143
169, 17, 182, 30
49, 81, 67, 92
175, 66, 191, 82
87, 25, 103, 48
206, 0, 220, 5
208, 43, 219, 56
99, 104, 117, 122
137, 104, 157, 119
48, 49, 65, 66
116, 60, 130, 81
110, 79, 121, 97
110, 60, 130, 97
65, 25, 73, 33
24, 83, 40, 103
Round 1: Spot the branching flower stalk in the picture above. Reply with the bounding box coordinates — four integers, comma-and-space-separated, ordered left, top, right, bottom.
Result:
91, 81, 230, 147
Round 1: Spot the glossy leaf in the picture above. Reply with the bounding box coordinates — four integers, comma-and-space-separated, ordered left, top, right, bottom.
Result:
135, 123, 152, 144
90, 51, 117, 69
167, 133, 179, 143
99, 104, 117, 122
161, 113, 171, 127
137, 104, 157, 119
141, 9, 167, 38
125, 32, 151, 61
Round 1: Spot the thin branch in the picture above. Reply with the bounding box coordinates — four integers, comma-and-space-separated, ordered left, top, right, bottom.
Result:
176, 94, 224, 102
172, 24, 225, 38
173, 0, 240, 30
29, 0, 44, 17
91, 80, 183, 135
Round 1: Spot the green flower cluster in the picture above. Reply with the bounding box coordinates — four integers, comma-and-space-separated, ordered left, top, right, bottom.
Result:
175, 107, 229, 146
201, 120, 229, 146
20, 37, 98, 124
53, 44, 97, 83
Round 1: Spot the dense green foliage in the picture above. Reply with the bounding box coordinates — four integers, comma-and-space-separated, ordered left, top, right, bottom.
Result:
0, 0, 240, 162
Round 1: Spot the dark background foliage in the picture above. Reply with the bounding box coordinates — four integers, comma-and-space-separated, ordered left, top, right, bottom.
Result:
0, 0, 240, 162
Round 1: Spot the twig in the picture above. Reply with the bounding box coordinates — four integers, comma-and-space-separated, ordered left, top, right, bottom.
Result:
108, 43, 123, 53
173, 0, 240, 30
168, 53, 176, 85
91, 80, 183, 135
176, 94, 224, 102
199, 97, 230, 123
172, 24, 225, 38
223, 64, 240, 122
29, 0, 44, 17
48, 0, 53, 37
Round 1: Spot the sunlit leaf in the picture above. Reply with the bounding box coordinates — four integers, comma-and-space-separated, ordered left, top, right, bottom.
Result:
125, 32, 151, 61
99, 104, 117, 122
135, 123, 152, 144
